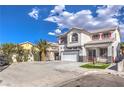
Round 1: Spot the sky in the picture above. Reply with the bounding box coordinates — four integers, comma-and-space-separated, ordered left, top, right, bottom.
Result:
0, 5, 124, 44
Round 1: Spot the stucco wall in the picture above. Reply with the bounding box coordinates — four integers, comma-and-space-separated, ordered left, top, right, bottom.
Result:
47, 51, 55, 61
111, 29, 121, 59
108, 45, 112, 56
117, 59, 124, 72
67, 29, 91, 47
80, 33, 91, 45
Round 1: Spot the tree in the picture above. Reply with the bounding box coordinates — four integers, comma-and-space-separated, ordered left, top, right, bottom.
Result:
120, 42, 124, 48
0, 43, 16, 63
36, 39, 51, 61
31, 46, 40, 61
120, 42, 124, 55
15, 45, 25, 62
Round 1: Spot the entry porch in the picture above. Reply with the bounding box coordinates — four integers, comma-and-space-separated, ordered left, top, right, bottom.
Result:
85, 43, 113, 63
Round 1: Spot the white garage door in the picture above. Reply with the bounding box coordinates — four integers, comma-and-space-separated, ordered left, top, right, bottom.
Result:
61, 51, 79, 62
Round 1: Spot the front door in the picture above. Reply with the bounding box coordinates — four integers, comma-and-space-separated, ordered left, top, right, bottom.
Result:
54, 53, 59, 60
88, 49, 96, 61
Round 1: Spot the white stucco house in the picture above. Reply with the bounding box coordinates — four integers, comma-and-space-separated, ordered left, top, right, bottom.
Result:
58, 27, 121, 63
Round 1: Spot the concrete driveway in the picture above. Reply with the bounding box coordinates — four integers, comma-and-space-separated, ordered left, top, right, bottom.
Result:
1, 61, 124, 87
0, 61, 83, 87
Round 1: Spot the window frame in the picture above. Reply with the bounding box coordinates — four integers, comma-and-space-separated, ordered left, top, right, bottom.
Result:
99, 48, 108, 58
102, 32, 111, 39
71, 33, 78, 43
92, 34, 100, 40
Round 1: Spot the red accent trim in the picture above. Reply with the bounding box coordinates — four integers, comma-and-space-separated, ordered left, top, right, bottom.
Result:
100, 33, 103, 39
109, 32, 112, 38
112, 57, 115, 62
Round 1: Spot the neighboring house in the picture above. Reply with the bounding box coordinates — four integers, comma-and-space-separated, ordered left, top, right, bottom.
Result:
58, 27, 121, 63
19, 41, 34, 50
19, 41, 36, 61
20, 41, 59, 61
46, 42, 59, 61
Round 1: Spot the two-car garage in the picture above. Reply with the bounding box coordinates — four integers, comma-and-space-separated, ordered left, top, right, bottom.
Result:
61, 51, 79, 62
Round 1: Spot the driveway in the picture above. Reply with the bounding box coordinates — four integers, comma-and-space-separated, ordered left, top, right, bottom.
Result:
0, 65, 9, 72
0, 61, 124, 87
59, 73, 124, 87
0, 61, 82, 87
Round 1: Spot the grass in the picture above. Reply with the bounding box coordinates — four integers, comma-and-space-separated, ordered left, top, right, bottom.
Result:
80, 63, 110, 69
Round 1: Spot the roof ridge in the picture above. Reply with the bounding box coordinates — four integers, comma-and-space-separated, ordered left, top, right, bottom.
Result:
19, 41, 33, 45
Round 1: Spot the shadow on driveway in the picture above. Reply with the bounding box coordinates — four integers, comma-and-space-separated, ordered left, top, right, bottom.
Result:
0, 64, 10, 72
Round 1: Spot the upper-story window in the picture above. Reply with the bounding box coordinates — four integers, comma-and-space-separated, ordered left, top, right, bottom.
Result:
72, 33, 78, 42
92, 34, 100, 40
103, 33, 110, 39
60, 36, 67, 44
60, 37, 64, 44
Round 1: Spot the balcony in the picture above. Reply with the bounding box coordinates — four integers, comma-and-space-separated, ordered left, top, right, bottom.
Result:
92, 32, 112, 40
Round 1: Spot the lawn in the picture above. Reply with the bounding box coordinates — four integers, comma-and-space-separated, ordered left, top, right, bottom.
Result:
80, 63, 110, 69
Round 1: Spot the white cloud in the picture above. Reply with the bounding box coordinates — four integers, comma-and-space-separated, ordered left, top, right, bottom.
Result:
55, 29, 62, 34
45, 5, 124, 32
28, 8, 39, 20
96, 5, 122, 17
45, 16, 60, 22
50, 5, 65, 15
48, 32, 55, 36
48, 29, 62, 36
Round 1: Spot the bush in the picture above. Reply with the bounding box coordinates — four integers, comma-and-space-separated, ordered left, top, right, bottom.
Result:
33, 52, 40, 61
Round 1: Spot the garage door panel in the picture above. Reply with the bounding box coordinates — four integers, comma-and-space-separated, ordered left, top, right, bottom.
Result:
61, 51, 79, 62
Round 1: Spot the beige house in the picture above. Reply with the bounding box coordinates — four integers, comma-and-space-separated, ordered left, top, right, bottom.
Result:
19, 41, 35, 61
46, 42, 59, 61
19, 41, 34, 50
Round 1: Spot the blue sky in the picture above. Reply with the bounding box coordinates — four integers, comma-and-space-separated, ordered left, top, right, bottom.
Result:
0, 5, 124, 44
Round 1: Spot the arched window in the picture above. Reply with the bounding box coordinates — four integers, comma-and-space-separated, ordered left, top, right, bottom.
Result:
72, 33, 78, 42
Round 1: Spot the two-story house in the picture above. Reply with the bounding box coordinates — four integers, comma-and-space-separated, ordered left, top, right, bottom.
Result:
58, 27, 121, 63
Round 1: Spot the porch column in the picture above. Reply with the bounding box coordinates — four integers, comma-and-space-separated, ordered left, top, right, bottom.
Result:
96, 48, 100, 62
79, 46, 87, 62
108, 45, 113, 63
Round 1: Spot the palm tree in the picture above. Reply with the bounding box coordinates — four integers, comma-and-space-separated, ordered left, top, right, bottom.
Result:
31, 46, 40, 61
36, 39, 51, 61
